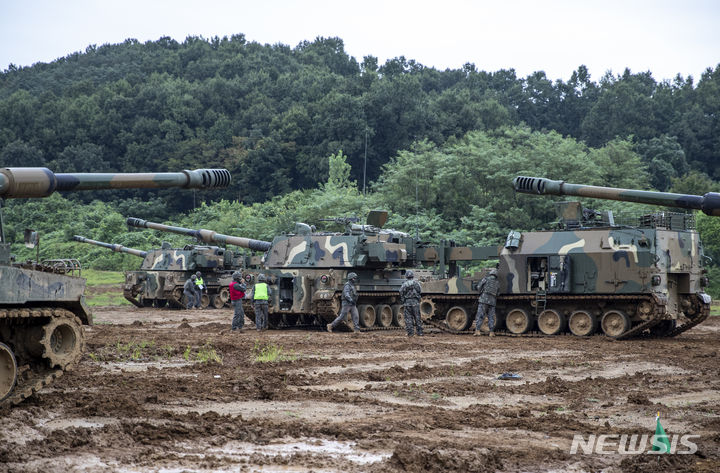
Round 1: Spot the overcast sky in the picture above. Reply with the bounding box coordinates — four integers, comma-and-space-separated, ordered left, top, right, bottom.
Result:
1, 0, 718, 82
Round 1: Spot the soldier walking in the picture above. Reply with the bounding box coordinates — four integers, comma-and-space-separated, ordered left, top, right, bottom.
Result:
183, 274, 198, 309
252, 274, 270, 331
229, 272, 247, 331
399, 270, 423, 337
474, 268, 500, 336
327, 272, 361, 333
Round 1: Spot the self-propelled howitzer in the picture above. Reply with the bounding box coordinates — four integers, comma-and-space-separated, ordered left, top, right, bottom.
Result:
0, 167, 230, 405
493, 176, 715, 339
122, 218, 264, 309
126, 212, 500, 331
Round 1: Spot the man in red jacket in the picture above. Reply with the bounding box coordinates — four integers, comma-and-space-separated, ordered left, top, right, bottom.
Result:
229, 272, 247, 331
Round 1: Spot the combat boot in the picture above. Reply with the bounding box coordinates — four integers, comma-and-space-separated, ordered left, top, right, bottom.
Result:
327, 324, 333, 333
489, 332, 495, 337
473, 330, 482, 336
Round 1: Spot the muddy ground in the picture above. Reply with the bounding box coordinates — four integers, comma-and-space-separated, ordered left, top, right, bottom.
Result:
1, 306, 719, 473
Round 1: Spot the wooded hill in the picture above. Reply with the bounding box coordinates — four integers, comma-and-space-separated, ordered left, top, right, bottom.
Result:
1, 34, 719, 210
1, 35, 720, 295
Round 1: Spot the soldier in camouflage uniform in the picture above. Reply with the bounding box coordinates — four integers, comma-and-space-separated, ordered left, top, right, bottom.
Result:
474, 268, 499, 336
399, 270, 423, 337
327, 272, 360, 333
183, 275, 198, 309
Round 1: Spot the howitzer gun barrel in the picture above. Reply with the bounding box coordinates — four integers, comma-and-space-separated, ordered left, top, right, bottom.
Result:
72, 235, 147, 258
126, 218, 272, 252
73, 235, 147, 258
513, 176, 720, 217
0, 168, 231, 199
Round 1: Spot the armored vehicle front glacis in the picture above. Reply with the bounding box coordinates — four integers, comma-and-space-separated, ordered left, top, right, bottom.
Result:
501, 176, 716, 338
0, 167, 230, 405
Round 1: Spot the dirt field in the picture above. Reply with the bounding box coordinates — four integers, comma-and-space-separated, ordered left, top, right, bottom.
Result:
1, 306, 719, 473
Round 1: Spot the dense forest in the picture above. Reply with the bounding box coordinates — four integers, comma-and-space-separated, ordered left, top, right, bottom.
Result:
1, 34, 720, 293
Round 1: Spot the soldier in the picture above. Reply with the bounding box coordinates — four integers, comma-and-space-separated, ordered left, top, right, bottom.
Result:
229, 272, 247, 331
399, 270, 423, 337
474, 268, 500, 336
194, 271, 205, 308
252, 274, 270, 331
183, 275, 198, 310
327, 272, 360, 333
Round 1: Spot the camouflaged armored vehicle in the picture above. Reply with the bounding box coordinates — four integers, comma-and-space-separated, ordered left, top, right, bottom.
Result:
0, 167, 230, 405
72, 234, 248, 309
502, 176, 716, 339
125, 212, 498, 331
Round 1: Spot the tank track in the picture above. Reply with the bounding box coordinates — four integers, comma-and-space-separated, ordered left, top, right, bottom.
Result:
0, 307, 85, 406
123, 288, 144, 308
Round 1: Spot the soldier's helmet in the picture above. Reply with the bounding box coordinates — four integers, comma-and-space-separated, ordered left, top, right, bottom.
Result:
347, 272, 358, 281
232, 272, 242, 281
196, 271, 202, 277
405, 270, 415, 279
258, 274, 266, 282
191, 274, 197, 280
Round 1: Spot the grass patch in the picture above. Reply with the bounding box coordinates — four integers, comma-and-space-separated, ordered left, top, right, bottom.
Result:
710, 303, 720, 316
86, 292, 131, 307
252, 341, 297, 363
83, 269, 125, 286
86, 338, 157, 362
183, 341, 223, 364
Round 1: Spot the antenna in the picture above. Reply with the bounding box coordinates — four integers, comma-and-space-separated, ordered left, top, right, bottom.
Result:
415, 167, 419, 239
363, 129, 368, 196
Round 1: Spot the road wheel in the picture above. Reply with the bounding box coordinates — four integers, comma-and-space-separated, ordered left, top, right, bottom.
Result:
218, 288, 230, 304
375, 304, 393, 327
538, 309, 566, 335
199, 294, 210, 309
568, 311, 598, 336
506, 308, 532, 334
636, 300, 654, 320
210, 294, 224, 309
358, 304, 376, 327
36, 313, 85, 369
445, 306, 470, 331
0, 343, 17, 402
392, 304, 405, 328
601, 310, 630, 337
420, 298, 436, 320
